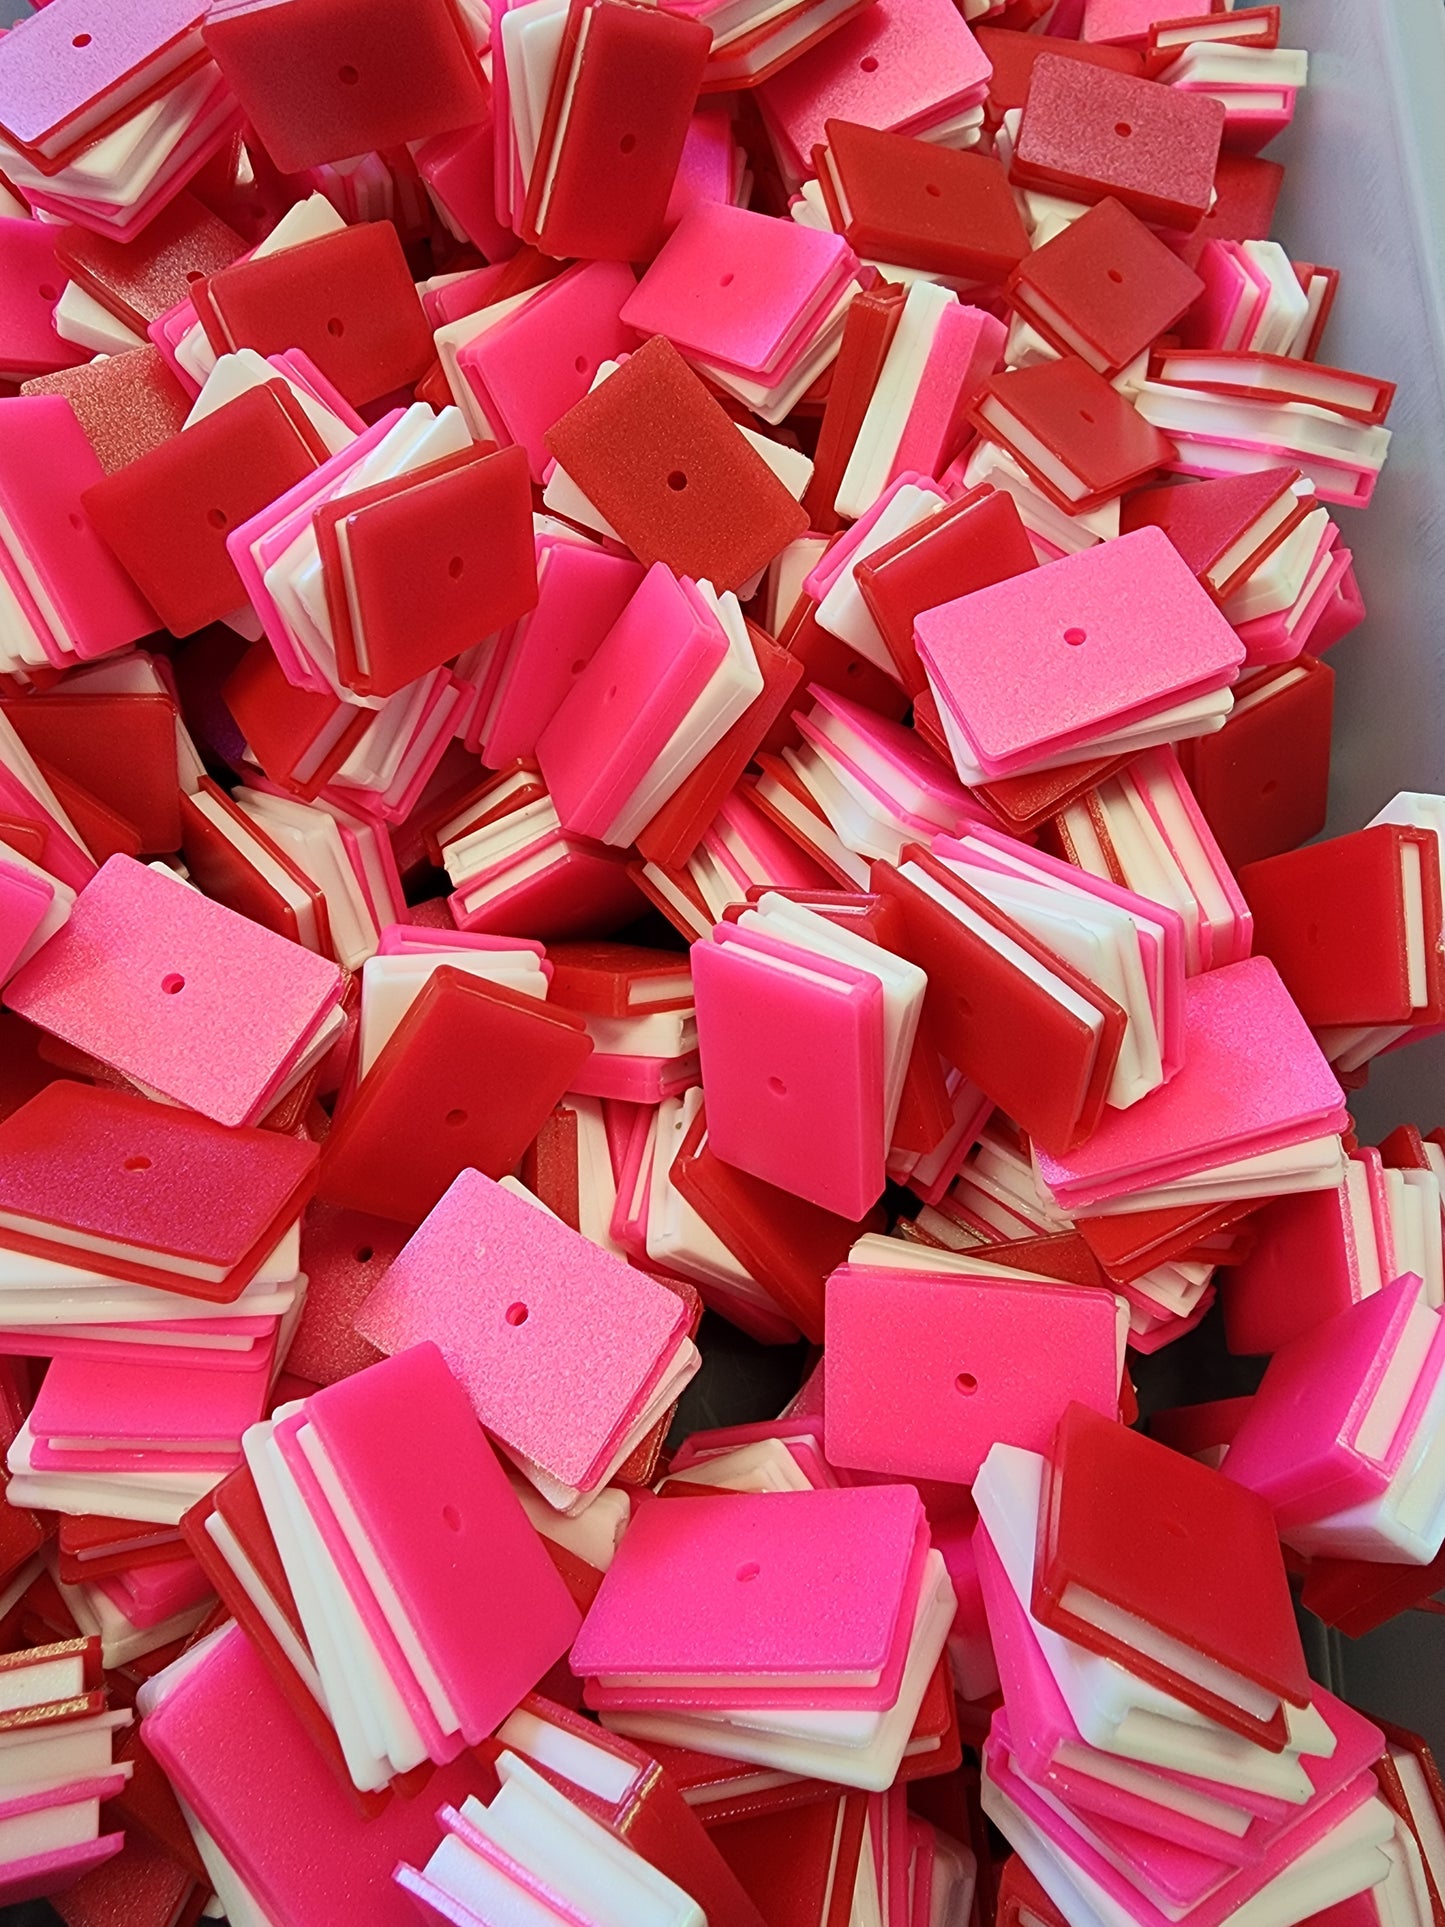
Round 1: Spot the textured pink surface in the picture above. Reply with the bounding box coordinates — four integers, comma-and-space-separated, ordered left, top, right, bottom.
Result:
376, 927, 546, 958
97, 1550, 212, 1624
302, 1345, 582, 1743
0, 0, 203, 148
623, 203, 856, 376
142, 1620, 500, 1927
0, 764, 96, 901
1066, 1751, 1343, 1910
985, 1716, 1378, 1927
0, 218, 87, 377
1238, 540, 1352, 670
1221, 1180, 1365, 1356
0, 864, 53, 986
665, 104, 737, 232
1183, 241, 1269, 352
567, 1050, 700, 1103
354, 1173, 690, 1489
1081, 0, 1186, 44
449, 837, 641, 940
974, 1521, 1084, 1772
914, 527, 1243, 773
483, 541, 645, 769
584, 1504, 932, 1712
30, 1347, 270, 1448
18, 94, 246, 245
6, 853, 344, 1127
1012, 55, 1225, 232
274, 1406, 455, 1764
693, 925, 886, 1221
30, 1438, 243, 1478
537, 562, 725, 842
0, 1081, 317, 1292
0, 1833, 124, 1909
802, 683, 974, 818
1222, 1274, 1445, 1523
757, 0, 991, 178
39, 1826, 199, 1927
890, 304, 1007, 484
0, 1321, 274, 1374
226, 412, 405, 694
1128, 747, 1253, 971
571, 1483, 924, 1683
977, 1521, 1384, 1869
285, 1201, 403, 1387
417, 121, 515, 266
825, 1266, 1119, 1483
1034, 957, 1347, 1205
458, 260, 637, 480
0, 396, 156, 661
393, 1863, 491, 1927
938, 824, 1187, 1075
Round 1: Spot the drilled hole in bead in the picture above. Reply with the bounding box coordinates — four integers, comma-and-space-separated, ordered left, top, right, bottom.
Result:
68, 512, 84, 531
606, 684, 620, 701
1114, 120, 1132, 137
571, 658, 588, 674
442, 1503, 461, 1530
326, 316, 345, 337
124, 1155, 151, 1174
845, 658, 863, 675
339, 63, 359, 84
1107, 268, 1123, 284
860, 54, 878, 70
355, 1245, 374, 1263
1064, 627, 1086, 646
667, 470, 687, 490
767, 1075, 786, 1096
161, 973, 185, 994
720, 271, 735, 288
72, 32, 91, 47
207, 507, 227, 529
956, 1372, 978, 1395
1261, 778, 1279, 797
38, 283, 57, 302
619, 132, 636, 154
185, 269, 205, 281
736, 1561, 760, 1582
574, 354, 588, 374
448, 555, 464, 579
925, 183, 942, 199
445, 1107, 467, 1127
1078, 409, 1095, 425
505, 1302, 529, 1326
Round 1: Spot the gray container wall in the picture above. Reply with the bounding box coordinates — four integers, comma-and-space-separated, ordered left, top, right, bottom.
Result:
1251, 0, 1445, 1751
